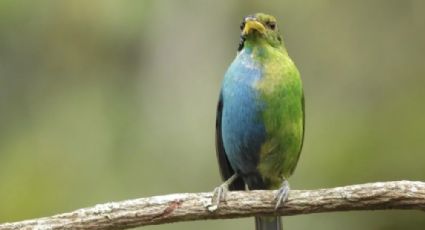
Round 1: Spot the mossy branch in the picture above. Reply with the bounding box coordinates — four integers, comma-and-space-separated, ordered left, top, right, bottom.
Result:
1, 181, 424, 230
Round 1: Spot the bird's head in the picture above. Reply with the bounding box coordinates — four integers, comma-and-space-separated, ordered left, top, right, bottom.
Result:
238, 13, 283, 51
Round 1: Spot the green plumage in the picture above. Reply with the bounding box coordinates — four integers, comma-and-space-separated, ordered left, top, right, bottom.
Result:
256, 44, 304, 188
243, 13, 304, 188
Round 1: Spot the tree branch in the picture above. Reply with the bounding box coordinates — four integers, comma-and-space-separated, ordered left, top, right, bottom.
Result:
1, 180, 424, 230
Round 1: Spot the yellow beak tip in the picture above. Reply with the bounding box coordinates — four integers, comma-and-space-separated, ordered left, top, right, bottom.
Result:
242, 20, 266, 35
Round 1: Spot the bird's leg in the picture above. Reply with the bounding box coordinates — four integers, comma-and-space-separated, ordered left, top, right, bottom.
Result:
274, 180, 290, 210
208, 173, 239, 212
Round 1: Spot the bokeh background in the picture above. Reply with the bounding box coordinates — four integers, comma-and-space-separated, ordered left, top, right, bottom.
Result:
1, 0, 424, 229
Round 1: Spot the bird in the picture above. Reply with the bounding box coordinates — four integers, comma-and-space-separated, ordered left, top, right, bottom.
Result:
213, 13, 305, 230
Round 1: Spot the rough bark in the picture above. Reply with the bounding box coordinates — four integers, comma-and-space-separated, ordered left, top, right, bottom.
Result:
0, 181, 424, 230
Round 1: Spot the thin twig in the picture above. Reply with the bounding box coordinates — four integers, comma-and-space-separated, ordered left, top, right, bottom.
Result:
1, 180, 424, 230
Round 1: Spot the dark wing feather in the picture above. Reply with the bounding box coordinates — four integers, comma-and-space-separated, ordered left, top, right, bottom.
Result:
215, 92, 245, 190
300, 91, 305, 153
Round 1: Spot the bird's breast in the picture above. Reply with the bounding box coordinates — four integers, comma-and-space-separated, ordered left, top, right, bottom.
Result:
220, 50, 267, 175
220, 47, 304, 185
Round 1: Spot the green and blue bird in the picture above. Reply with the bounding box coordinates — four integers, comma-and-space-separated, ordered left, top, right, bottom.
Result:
214, 13, 304, 230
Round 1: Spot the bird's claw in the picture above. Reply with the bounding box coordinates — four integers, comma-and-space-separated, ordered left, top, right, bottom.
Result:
208, 184, 228, 212
214, 184, 228, 202
274, 180, 290, 210
207, 174, 238, 212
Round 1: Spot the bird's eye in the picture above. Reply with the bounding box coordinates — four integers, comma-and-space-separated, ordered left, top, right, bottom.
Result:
267, 21, 276, 30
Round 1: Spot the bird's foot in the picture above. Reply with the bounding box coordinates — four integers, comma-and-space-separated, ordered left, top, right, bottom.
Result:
208, 185, 228, 211
274, 180, 290, 210
207, 174, 238, 212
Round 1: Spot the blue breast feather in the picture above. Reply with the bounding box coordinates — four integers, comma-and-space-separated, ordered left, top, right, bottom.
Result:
221, 49, 267, 180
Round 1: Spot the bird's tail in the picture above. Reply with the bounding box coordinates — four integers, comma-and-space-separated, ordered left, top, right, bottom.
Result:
255, 216, 282, 230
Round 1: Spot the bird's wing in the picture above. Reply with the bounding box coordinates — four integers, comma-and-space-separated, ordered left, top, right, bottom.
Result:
290, 90, 305, 173
299, 91, 305, 154
215, 92, 245, 190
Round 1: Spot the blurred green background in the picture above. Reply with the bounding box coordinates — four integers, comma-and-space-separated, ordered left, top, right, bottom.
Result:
0, 0, 424, 229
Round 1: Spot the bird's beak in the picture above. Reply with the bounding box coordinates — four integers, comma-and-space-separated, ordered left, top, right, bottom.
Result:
242, 19, 266, 36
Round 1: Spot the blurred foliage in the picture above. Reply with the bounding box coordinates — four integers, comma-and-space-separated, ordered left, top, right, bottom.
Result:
0, 0, 424, 229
